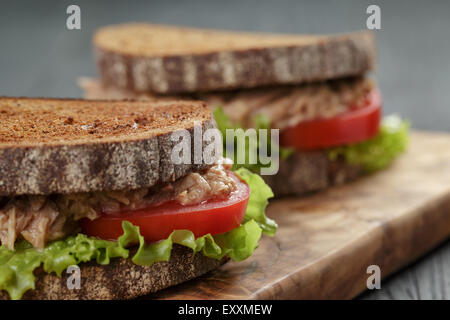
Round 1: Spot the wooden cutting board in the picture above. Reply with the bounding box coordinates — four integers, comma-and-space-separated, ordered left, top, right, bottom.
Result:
149, 131, 450, 300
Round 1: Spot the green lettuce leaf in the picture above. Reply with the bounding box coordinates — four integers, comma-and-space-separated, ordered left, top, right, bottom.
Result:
213, 106, 239, 137
123, 220, 262, 265
327, 115, 409, 172
213, 107, 293, 172
233, 167, 277, 236
0, 234, 129, 300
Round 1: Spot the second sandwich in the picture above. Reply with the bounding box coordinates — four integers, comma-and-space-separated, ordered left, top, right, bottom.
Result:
82, 23, 409, 195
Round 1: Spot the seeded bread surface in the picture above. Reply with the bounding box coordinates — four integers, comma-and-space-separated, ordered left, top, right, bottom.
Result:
94, 23, 375, 94
0, 97, 217, 196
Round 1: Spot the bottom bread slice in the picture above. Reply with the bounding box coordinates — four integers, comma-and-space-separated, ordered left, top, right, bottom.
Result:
0, 245, 227, 300
264, 151, 363, 196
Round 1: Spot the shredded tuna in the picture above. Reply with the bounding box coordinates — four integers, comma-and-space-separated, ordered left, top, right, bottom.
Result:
174, 159, 234, 205
0, 197, 69, 250
206, 77, 374, 129
0, 160, 236, 250
81, 76, 373, 130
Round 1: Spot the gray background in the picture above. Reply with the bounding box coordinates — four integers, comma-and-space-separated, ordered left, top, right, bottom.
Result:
1, 0, 450, 299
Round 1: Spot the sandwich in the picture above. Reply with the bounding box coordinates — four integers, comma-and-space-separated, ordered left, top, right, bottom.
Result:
81, 23, 409, 196
0, 97, 276, 300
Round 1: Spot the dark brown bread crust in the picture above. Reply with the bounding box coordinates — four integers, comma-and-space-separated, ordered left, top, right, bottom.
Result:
0, 97, 217, 196
95, 26, 375, 94
263, 151, 364, 196
0, 245, 227, 300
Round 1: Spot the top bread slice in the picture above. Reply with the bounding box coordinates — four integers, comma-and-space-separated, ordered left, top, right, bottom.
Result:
0, 97, 216, 196
94, 23, 375, 94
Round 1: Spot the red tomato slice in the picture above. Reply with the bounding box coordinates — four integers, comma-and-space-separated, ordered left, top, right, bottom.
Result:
279, 89, 382, 150
80, 172, 249, 243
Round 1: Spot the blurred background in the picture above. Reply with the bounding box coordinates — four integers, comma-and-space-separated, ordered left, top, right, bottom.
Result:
1, 0, 449, 131
1, 0, 450, 299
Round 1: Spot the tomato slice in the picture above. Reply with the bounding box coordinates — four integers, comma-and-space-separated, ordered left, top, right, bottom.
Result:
80, 172, 249, 243
279, 89, 381, 150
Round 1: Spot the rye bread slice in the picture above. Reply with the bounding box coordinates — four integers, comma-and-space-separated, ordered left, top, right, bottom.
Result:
0, 97, 217, 196
94, 23, 375, 94
0, 245, 227, 300
263, 151, 364, 196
